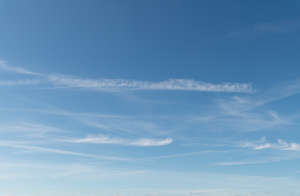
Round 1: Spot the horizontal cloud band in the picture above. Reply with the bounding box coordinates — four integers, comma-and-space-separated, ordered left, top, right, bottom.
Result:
0, 60, 254, 93
48, 75, 254, 93
241, 137, 300, 151
63, 135, 173, 147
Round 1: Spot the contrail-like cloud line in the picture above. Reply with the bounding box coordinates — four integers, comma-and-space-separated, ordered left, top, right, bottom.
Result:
0, 59, 254, 93
63, 135, 173, 147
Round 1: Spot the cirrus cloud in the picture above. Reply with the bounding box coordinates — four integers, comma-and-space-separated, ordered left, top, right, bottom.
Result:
63, 135, 173, 147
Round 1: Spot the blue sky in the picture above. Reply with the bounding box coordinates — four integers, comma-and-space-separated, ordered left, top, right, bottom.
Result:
1, 0, 300, 196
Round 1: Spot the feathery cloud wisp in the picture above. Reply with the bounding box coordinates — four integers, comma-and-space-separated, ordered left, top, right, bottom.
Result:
0, 141, 130, 161
0, 59, 254, 93
47, 75, 254, 93
0, 122, 65, 138
63, 135, 173, 147
0, 79, 41, 86
241, 138, 300, 151
215, 138, 300, 166
0, 60, 40, 76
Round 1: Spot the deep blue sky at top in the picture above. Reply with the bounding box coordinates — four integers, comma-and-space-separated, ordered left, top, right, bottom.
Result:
1, 0, 300, 86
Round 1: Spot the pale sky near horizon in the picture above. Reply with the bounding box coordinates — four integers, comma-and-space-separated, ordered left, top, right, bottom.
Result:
1, 1, 300, 196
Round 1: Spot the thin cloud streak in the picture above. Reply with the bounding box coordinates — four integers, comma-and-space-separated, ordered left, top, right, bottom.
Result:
0, 122, 65, 138
0, 141, 130, 161
217, 79, 300, 115
0, 108, 170, 137
141, 150, 229, 160
206, 80, 300, 132
63, 135, 173, 147
228, 20, 300, 38
241, 137, 300, 151
0, 59, 254, 93
215, 155, 299, 166
0, 60, 41, 76
0, 79, 41, 86
48, 75, 254, 93
216, 160, 277, 166
215, 138, 300, 166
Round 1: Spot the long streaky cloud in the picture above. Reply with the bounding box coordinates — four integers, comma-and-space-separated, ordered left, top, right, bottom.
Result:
0, 79, 41, 86
63, 135, 173, 147
0, 141, 130, 161
0, 122, 65, 138
48, 75, 254, 93
0, 60, 41, 76
215, 154, 299, 166
215, 159, 278, 166
0, 59, 254, 93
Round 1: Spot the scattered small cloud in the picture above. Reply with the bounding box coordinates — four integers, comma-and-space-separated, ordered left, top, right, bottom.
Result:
241, 137, 300, 151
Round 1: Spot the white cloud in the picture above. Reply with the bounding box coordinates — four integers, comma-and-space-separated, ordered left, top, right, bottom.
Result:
215, 138, 300, 166
0, 141, 130, 161
214, 153, 300, 166
189, 189, 245, 196
0, 122, 65, 138
0, 160, 146, 181
241, 138, 300, 151
0, 59, 254, 93
130, 138, 173, 147
142, 150, 228, 160
63, 135, 173, 147
0, 108, 170, 138
47, 74, 253, 93
215, 160, 274, 166
218, 79, 300, 115
83, 118, 168, 136
0, 79, 41, 86
0, 60, 40, 76
211, 90, 292, 132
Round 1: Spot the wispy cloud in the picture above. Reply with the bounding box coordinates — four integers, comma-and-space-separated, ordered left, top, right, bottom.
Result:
218, 79, 300, 115
0, 59, 254, 93
0, 79, 41, 86
5, 108, 124, 119
205, 79, 300, 132
0, 60, 41, 76
214, 154, 300, 166
47, 75, 254, 93
63, 135, 173, 147
0, 160, 146, 181
254, 20, 300, 34
0, 122, 65, 138
0, 141, 130, 161
142, 150, 229, 160
215, 159, 279, 166
241, 137, 300, 151
192, 102, 290, 132
214, 137, 300, 166
0, 107, 171, 138
189, 189, 247, 196
229, 19, 300, 37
